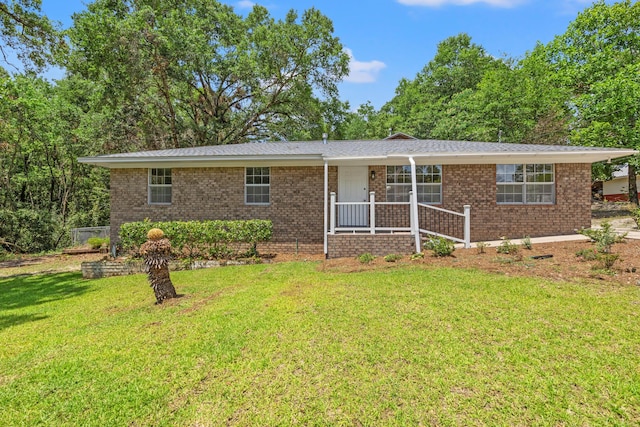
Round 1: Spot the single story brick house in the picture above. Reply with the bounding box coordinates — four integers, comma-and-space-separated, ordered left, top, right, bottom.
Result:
79, 139, 635, 258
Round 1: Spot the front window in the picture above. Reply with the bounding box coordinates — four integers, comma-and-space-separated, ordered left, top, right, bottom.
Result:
148, 168, 172, 204
497, 164, 555, 204
245, 167, 270, 205
386, 165, 442, 204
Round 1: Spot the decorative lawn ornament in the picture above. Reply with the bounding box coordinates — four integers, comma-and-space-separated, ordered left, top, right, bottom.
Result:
140, 228, 177, 304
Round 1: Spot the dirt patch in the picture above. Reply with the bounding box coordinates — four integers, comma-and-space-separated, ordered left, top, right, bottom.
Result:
320, 239, 640, 286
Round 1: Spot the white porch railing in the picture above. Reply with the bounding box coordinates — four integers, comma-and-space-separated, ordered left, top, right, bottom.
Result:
329, 191, 471, 250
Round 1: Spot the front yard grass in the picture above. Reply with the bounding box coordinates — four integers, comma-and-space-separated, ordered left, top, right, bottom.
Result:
1, 262, 639, 425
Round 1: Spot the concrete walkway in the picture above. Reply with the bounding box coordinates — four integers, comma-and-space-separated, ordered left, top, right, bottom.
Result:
455, 227, 640, 249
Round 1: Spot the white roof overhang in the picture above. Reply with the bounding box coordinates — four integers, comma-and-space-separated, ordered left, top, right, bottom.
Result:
78, 149, 637, 169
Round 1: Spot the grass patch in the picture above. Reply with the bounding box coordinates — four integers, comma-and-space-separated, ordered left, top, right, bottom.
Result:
1, 263, 640, 425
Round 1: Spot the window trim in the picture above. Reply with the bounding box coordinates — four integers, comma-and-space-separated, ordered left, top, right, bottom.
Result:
245, 167, 270, 205
496, 163, 555, 205
148, 168, 172, 205
386, 164, 442, 204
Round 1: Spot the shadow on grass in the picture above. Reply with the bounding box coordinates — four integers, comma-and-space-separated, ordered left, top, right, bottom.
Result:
0, 272, 91, 330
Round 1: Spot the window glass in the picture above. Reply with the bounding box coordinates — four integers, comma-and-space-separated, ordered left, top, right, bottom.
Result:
149, 168, 172, 204
386, 165, 442, 204
246, 167, 270, 204
497, 164, 554, 204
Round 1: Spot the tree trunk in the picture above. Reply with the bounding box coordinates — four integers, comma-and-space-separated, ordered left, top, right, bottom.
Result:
140, 235, 177, 304
629, 164, 639, 205
147, 264, 177, 304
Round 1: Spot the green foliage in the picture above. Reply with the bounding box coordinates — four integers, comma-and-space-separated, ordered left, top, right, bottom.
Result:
475, 241, 488, 254
119, 219, 272, 259
410, 252, 424, 260
578, 221, 627, 271
576, 248, 599, 261
631, 207, 640, 228
67, 0, 349, 148
521, 236, 533, 250
578, 221, 626, 254
86, 237, 109, 249
424, 236, 455, 257
384, 254, 402, 263
357, 253, 375, 264
548, 0, 640, 202
496, 238, 519, 255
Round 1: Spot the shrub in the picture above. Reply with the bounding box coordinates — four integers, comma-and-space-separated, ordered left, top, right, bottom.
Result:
578, 221, 626, 254
384, 254, 402, 263
410, 252, 424, 260
119, 219, 272, 259
576, 248, 599, 261
358, 253, 375, 264
87, 237, 108, 249
496, 238, 519, 255
522, 236, 533, 250
632, 207, 640, 228
475, 241, 488, 254
577, 221, 627, 271
424, 236, 455, 257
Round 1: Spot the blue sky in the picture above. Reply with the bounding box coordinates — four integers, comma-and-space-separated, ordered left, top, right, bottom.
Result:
39, 0, 613, 110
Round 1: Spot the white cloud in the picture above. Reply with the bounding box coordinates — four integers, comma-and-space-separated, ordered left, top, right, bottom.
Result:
236, 0, 255, 9
344, 49, 386, 84
397, 0, 526, 7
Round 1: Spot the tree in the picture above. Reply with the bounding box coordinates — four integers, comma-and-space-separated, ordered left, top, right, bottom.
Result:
378, 33, 503, 139
67, 0, 349, 150
0, 0, 64, 70
548, 0, 640, 204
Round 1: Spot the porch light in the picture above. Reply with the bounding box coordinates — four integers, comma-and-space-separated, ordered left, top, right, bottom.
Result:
370, 170, 376, 180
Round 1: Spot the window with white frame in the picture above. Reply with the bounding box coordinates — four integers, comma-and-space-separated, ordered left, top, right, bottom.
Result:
245, 167, 270, 205
148, 168, 172, 204
497, 164, 555, 204
386, 165, 442, 203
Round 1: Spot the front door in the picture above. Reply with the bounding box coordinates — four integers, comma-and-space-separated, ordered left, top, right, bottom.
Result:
338, 166, 369, 227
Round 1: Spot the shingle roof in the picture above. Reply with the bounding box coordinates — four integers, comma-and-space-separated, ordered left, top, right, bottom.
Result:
78, 139, 637, 168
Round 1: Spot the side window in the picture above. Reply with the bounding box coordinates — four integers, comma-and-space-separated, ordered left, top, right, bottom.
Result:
149, 168, 172, 204
497, 164, 554, 204
246, 167, 270, 205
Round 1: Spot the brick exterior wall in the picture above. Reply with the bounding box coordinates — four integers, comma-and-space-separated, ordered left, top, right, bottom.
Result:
109, 162, 591, 256
440, 163, 591, 242
327, 234, 415, 258
110, 166, 332, 251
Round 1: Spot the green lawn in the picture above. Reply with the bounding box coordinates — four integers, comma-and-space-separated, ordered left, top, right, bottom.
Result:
1, 262, 639, 426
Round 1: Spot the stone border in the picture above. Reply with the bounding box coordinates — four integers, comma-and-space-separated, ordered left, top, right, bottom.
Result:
81, 258, 260, 279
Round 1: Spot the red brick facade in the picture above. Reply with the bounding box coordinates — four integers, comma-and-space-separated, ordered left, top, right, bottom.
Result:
109, 163, 591, 256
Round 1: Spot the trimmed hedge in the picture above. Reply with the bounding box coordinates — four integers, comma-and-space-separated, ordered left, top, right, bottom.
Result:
119, 219, 272, 259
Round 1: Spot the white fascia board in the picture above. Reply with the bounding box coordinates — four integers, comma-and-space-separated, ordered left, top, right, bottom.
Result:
77, 154, 324, 168
387, 150, 638, 165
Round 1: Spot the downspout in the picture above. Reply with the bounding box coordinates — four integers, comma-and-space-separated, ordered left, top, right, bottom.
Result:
408, 157, 421, 253
323, 160, 328, 258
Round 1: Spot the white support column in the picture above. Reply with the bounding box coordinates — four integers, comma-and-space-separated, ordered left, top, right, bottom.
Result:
463, 204, 471, 249
330, 192, 336, 234
323, 161, 329, 255
369, 191, 376, 234
408, 157, 421, 253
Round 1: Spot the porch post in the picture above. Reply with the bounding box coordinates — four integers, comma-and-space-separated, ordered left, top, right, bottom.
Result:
369, 191, 375, 234
330, 192, 336, 234
408, 157, 421, 253
324, 161, 329, 255
463, 204, 471, 249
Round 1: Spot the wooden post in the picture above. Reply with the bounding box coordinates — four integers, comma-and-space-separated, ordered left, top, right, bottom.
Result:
464, 205, 471, 249
330, 192, 336, 234
369, 191, 376, 234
